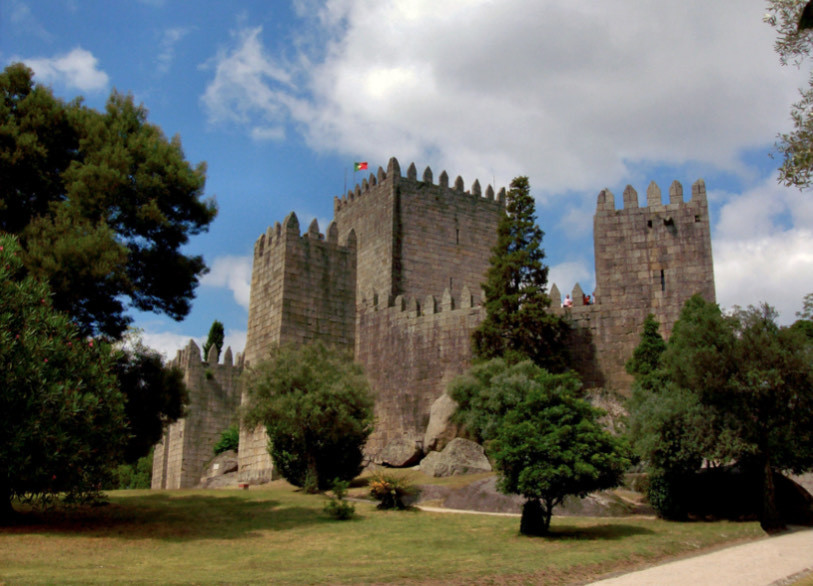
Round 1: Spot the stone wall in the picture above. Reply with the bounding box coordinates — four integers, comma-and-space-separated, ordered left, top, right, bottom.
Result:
152, 341, 242, 489
238, 214, 357, 484
356, 287, 484, 453
550, 179, 716, 393
152, 161, 717, 489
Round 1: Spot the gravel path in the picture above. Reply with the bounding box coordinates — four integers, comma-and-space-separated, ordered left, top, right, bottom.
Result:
590, 526, 813, 586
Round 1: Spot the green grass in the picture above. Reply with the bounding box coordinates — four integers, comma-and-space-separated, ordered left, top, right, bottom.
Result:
0, 480, 765, 585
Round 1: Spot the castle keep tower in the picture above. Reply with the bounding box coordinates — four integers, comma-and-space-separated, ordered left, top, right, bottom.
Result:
238, 157, 505, 482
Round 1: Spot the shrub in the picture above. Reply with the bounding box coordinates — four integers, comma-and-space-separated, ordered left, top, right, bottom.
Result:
213, 425, 240, 455
323, 479, 355, 520
369, 473, 418, 510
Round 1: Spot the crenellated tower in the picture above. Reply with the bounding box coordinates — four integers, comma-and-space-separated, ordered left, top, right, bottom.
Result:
549, 179, 715, 391
152, 340, 243, 489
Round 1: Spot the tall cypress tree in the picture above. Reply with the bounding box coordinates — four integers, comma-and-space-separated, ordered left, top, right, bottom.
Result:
472, 176, 569, 371
202, 320, 225, 362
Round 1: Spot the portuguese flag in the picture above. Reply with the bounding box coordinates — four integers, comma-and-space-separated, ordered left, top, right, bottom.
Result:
354, 161, 368, 171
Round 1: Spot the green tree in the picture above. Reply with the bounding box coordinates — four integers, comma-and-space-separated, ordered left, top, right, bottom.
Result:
449, 358, 581, 444
628, 294, 813, 530
112, 339, 188, 464
202, 320, 225, 362
765, 1, 813, 189
488, 363, 629, 535
0, 63, 217, 338
624, 314, 667, 391
0, 235, 127, 522
242, 342, 374, 492
472, 176, 569, 371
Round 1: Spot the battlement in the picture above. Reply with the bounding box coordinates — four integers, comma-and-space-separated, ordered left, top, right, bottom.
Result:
334, 156, 506, 214
359, 285, 481, 317
172, 339, 244, 372
549, 282, 598, 311
253, 213, 357, 259
596, 179, 707, 214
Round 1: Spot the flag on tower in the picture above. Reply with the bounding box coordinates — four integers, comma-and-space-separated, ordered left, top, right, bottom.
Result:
354, 161, 368, 171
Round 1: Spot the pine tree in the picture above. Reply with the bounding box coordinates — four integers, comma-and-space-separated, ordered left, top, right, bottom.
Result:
472, 176, 569, 371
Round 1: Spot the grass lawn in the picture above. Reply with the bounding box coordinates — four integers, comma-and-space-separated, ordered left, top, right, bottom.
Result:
0, 480, 764, 585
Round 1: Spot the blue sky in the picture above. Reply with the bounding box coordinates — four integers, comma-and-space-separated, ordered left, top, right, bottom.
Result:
2, 0, 813, 360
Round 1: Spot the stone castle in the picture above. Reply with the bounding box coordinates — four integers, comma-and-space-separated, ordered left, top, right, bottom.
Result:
152, 157, 715, 489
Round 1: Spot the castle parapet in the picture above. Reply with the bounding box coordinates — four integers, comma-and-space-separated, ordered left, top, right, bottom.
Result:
334, 156, 505, 214
595, 179, 707, 214
360, 286, 481, 317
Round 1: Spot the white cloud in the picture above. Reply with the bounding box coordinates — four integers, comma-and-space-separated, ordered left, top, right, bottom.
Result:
200, 255, 252, 310
156, 27, 192, 74
140, 331, 203, 362
200, 0, 805, 198
200, 26, 294, 138
23, 48, 109, 92
712, 176, 813, 324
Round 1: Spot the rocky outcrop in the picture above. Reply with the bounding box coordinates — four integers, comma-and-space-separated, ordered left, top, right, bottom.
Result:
423, 393, 459, 452
199, 450, 238, 489
420, 438, 492, 477
377, 432, 423, 467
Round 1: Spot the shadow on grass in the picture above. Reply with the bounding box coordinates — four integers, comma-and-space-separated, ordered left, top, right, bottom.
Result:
4, 492, 336, 541
537, 523, 656, 541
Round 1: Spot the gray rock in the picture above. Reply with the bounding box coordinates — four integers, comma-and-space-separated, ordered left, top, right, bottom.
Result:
199, 450, 238, 488
423, 393, 459, 452
378, 432, 423, 467
420, 438, 492, 477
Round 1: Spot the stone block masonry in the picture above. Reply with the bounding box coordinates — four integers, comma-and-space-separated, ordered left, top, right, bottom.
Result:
152, 341, 242, 489
152, 157, 715, 488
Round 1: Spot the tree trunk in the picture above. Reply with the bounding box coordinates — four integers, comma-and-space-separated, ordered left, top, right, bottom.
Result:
520, 498, 550, 536
760, 453, 784, 533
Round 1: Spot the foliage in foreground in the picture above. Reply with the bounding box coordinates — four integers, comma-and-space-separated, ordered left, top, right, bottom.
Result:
0, 63, 216, 338
627, 295, 813, 529
472, 176, 569, 372
0, 235, 126, 522
242, 341, 374, 492
112, 338, 188, 463
369, 472, 419, 510
488, 363, 630, 535
450, 358, 629, 535
765, 1, 813, 190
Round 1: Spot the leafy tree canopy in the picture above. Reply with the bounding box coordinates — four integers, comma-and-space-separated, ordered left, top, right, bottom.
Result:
627, 294, 813, 529
112, 335, 188, 464
0, 235, 127, 523
449, 357, 581, 444
483, 361, 629, 535
0, 63, 217, 338
472, 176, 569, 371
765, 1, 813, 189
242, 342, 374, 492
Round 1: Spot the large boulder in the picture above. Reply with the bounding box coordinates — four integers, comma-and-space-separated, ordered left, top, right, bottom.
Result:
199, 450, 238, 489
378, 432, 423, 467
420, 438, 492, 477
423, 393, 459, 452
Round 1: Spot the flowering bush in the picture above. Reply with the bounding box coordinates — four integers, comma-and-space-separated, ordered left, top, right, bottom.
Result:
369, 473, 419, 510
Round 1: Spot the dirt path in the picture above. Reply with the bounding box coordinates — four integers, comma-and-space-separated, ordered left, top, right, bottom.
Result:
589, 526, 813, 585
